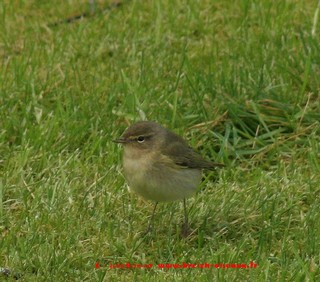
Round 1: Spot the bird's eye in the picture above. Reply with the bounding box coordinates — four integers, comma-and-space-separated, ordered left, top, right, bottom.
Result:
137, 136, 145, 143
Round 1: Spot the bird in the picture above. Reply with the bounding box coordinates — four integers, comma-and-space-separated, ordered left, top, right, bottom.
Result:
113, 121, 223, 236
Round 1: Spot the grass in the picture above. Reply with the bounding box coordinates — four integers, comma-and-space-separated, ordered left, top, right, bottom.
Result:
0, 0, 320, 281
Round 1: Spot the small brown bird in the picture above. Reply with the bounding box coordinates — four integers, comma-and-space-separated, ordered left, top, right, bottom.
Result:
114, 121, 223, 236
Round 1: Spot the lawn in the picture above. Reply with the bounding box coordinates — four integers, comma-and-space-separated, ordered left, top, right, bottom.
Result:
0, 0, 319, 281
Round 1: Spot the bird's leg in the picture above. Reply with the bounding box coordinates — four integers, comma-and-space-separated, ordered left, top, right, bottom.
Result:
88, 0, 95, 14
181, 198, 190, 237
144, 202, 158, 234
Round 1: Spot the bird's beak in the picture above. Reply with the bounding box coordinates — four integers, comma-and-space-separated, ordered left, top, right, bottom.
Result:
112, 138, 128, 144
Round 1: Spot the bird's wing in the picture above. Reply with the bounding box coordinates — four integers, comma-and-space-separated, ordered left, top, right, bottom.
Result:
161, 140, 223, 170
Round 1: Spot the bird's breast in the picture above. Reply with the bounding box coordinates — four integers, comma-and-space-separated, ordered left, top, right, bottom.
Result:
122, 149, 202, 202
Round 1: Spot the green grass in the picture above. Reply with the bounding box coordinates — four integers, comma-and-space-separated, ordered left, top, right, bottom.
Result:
1, 0, 320, 281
